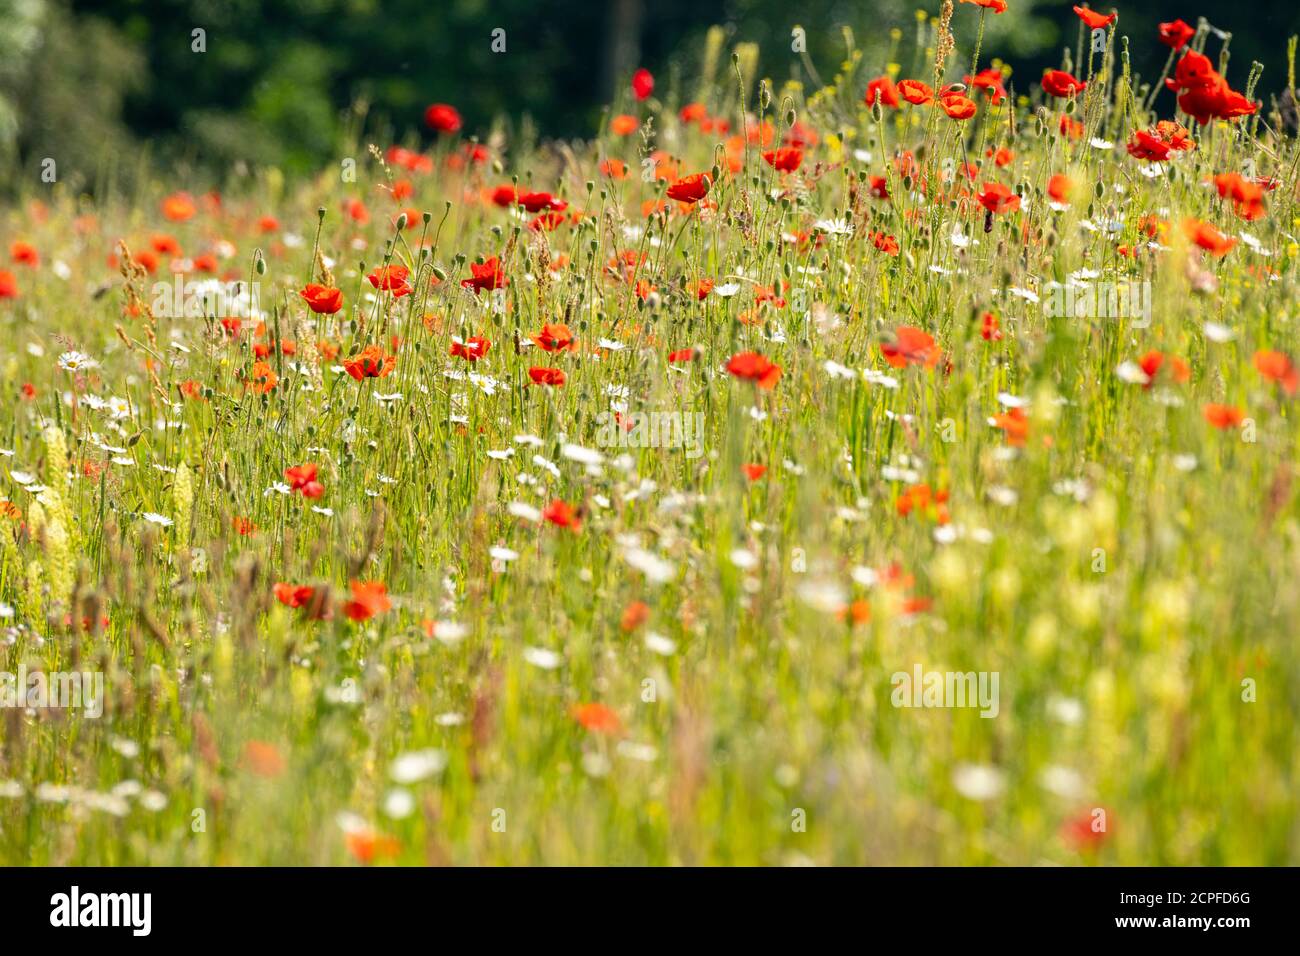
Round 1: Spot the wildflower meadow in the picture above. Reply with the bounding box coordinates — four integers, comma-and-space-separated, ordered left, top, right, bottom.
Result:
1, 3, 1298, 867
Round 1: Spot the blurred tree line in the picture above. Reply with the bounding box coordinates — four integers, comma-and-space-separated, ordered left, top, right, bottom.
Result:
1, 0, 1298, 193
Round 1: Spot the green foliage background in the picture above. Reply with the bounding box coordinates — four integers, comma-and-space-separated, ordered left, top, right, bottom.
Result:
1, 0, 1298, 190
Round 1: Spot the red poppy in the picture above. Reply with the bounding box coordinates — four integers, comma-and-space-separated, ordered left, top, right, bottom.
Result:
490, 185, 518, 207
762, 147, 803, 172
10, 241, 38, 267
285, 463, 325, 499
1254, 350, 1299, 395
610, 114, 639, 136
342, 580, 392, 622
1158, 19, 1195, 50
0, 270, 17, 299
864, 76, 901, 108
940, 93, 977, 120
343, 344, 395, 380
1072, 5, 1116, 29
1138, 351, 1190, 388
161, 191, 196, 222
1203, 403, 1245, 429
898, 79, 934, 105
977, 182, 1021, 214
1214, 173, 1267, 221
528, 366, 566, 386
300, 284, 344, 314
1061, 808, 1112, 851
1166, 52, 1257, 126
668, 347, 697, 363
274, 583, 315, 609
742, 463, 768, 481
666, 173, 711, 204
981, 312, 1002, 341
631, 68, 654, 101
543, 499, 581, 530
367, 264, 412, 297
991, 406, 1030, 445
880, 326, 942, 369
517, 191, 568, 213
960, 0, 1007, 11
726, 352, 782, 390
571, 702, 622, 733
1183, 219, 1236, 256
461, 256, 507, 293
868, 175, 890, 199
533, 323, 577, 352
871, 231, 900, 256
1042, 70, 1087, 98
1047, 173, 1074, 203
450, 337, 491, 361
424, 103, 462, 133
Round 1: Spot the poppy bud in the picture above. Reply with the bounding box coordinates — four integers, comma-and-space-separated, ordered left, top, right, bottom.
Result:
711, 164, 722, 182
422, 211, 432, 224
395, 213, 408, 230
432, 266, 447, 281
786, 109, 796, 127
871, 102, 883, 123
254, 251, 266, 275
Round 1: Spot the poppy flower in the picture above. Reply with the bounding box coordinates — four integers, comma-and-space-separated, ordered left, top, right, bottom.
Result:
743, 463, 768, 481
533, 323, 577, 352
940, 94, 977, 120
517, 191, 568, 213
161, 191, 197, 222
571, 702, 622, 734
241, 741, 286, 778
1047, 173, 1074, 203
450, 337, 491, 361
1061, 808, 1112, 851
543, 499, 581, 531
245, 360, 278, 394
898, 79, 934, 105
1254, 350, 1299, 395
726, 352, 782, 390
1042, 70, 1086, 98
424, 103, 462, 133
528, 366, 566, 386
666, 173, 711, 204
872, 231, 900, 256
1138, 351, 1190, 388
763, 147, 803, 172
1072, 5, 1116, 29
300, 284, 344, 314
880, 326, 942, 369
345, 828, 401, 864
599, 159, 627, 179
274, 582, 316, 609
868, 175, 890, 199
1203, 403, 1245, 429
10, 241, 38, 267
1158, 19, 1195, 50
864, 76, 901, 108
895, 484, 950, 524
285, 463, 325, 499
988, 147, 1015, 167
0, 270, 18, 299
690, 278, 714, 300
679, 102, 708, 124
966, 68, 1009, 104
367, 264, 412, 297
620, 601, 650, 632
991, 406, 1030, 445
1059, 115, 1085, 139
342, 344, 395, 380
632, 68, 654, 101
489, 185, 519, 207
342, 580, 392, 622
1183, 219, 1236, 256
960, 0, 1007, 11
1213, 173, 1267, 221
981, 312, 1002, 341
610, 114, 639, 136
977, 183, 1021, 214
668, 347, 697, 363
1166, 52, 1257, 126
461, 256, 507, 293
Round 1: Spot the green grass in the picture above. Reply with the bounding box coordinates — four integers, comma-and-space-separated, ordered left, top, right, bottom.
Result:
0, 14, 1298, 865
